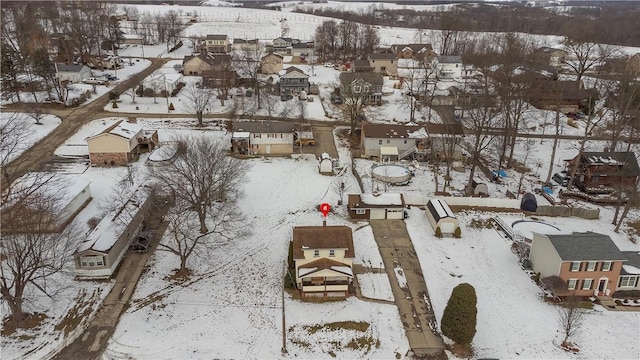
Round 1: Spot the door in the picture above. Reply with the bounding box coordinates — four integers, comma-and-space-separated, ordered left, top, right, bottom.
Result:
266, 144, 271, 154
598, 277, 608, 294
386, 209, 403, 220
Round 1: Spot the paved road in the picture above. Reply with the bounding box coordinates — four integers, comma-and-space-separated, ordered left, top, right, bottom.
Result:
369, 220, 446, 360
52, 205, 169, 360
2, 58, 168, 191
312, 124, 339, 159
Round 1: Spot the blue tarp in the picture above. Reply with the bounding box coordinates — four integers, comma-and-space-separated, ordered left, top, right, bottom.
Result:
542, 186, 553, 195
492, 169, 508, 178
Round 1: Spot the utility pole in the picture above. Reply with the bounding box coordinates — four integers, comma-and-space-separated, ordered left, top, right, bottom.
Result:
281, 260, 287, 354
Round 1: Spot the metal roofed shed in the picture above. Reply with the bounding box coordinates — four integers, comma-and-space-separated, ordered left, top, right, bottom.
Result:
425, 199, 459, 235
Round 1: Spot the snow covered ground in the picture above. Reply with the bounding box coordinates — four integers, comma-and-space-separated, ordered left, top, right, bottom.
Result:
0, 112, 61, 163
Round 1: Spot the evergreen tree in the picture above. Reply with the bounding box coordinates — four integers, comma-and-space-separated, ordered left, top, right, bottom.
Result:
441, 283, 477, 345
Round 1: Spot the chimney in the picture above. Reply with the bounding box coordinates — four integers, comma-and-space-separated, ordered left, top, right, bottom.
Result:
128, 116, 137, 124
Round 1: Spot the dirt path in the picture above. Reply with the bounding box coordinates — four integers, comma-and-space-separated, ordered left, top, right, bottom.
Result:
369, 220, 447, 360
2, 58, 168, 190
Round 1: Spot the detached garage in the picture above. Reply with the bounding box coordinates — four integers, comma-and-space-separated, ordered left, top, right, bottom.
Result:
347, 193, 406, 220
425, 199, 460, 235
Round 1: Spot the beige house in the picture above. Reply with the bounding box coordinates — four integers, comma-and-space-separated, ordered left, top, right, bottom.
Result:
367, 53, 398, 74
529, 232, 627, 298
347, 193, 406, 220
292, 225, 355, 298
204, 34, 229, 53
392, 44, 435, 60
261, 53, 284, 74
182, 53, 231, 76
230, 121, 295, 155
74, 186, 153, 279
86, 119, 158, 166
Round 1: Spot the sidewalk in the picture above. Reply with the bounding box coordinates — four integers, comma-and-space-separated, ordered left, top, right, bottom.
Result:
369, 220, 447, 360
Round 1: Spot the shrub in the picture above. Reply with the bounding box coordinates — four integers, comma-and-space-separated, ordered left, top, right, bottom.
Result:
454, 227, 462, 238
111, 100, 118, 108
441, 283, 477, 345
168, 40, 183, 52
168, 102, 175, 111
108, 90, 119, 101
534, 272, 541, 285
143, 88, 155, 97
435, 227, 442, 238
136, 84, 144, 96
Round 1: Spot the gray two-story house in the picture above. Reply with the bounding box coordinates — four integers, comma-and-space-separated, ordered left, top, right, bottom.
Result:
360, 123, 429, 160
339, 72, 384, 105
279, 66, 309, 94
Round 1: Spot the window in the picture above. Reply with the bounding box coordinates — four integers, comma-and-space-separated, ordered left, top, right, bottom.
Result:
378, 140, 382, 145
587, 261, 597, 271
80, 255, 103, 267
353, 85, 362, 93
602, 261, 612, 271
567, 279, 578, 290
619, 276, 638, 288
381, 66, 387, 71
313, 249, 320, 257
386, 139, 390, 144
404, 140, 407, 144
582, 279, 593, 290
570, 261, 581, 272
329, 249, 335, 257
355, 209, 366, 215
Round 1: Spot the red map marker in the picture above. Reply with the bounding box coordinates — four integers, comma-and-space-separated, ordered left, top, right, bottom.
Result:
320, 203, 331, 217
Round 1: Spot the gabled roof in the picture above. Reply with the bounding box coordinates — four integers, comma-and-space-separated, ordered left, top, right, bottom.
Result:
362, 123, 424, 139
339, 72, 383, 86
580, 152, 640, 177
292, 226, 355, 260
281, 66, 308, 78
183, 53, 231, 66
262, 52, 283, 60
397, 43, 434, 53
233, 38, 258, 44
621, 251, 640, 275
425, 122, 465, 136
206, 34, 228, 40
368, 53, 397, 60
349, 193, 405, 208
231, 121, 294, 134
87, 120, 142, 141
545, 232, 627, 261
437, 55, 463, 64
56, 63, 88, 72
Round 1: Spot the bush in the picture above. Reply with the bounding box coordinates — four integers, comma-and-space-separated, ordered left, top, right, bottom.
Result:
143, 88, 155, 97
168, 102, 175, 111
533, 272, 541, 285
454, 227, 462, 238
441, 283, 477, 345
108, 90, 119, 101
111, 100, 118, 108
136, 85, 144, 96
435, 227, 442, 238
168, 40, 183, 52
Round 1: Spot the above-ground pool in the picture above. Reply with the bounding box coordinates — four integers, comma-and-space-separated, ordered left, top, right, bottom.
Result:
371, 164, 412, 184
512, 220, 563, 241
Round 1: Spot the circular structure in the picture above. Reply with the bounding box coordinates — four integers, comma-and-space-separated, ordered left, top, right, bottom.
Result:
371, 164, 412, 184
512, 220, 562, 241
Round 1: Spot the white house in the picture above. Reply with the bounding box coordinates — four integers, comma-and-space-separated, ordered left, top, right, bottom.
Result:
347, 193, 406, 220
56, 63, 92, 83
142, 73, 183, 94
360, 123, 429, 160
436, 56, 463, 79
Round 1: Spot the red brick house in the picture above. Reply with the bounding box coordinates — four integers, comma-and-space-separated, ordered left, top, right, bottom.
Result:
86, 119, 158, 166
567, 151, 640, 192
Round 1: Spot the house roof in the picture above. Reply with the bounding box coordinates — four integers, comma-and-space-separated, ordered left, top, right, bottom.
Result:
368, 53, 397, 60
285, 66, 306, 74
56, 63, 87, 72
580, 152, 640, 177
395, 43, 434, 53
339, 72, 383, 86
233, 38, 258, 44
297, 258, 353, 278
425, 122, 465, 136
292, 226, 355, 260
437, 55, 462, 64
536, 47, 566, 54
87, 120, 142, 141
347, 193, 406, 209
262, 52, 283, 60
183, 53, 231, 66
206, 34, 228, 40
528, 80, 590, 101
362, 123, 424, 139
621, 251, 640, 275
231, 121, 294, 134
546, 232, 627, 261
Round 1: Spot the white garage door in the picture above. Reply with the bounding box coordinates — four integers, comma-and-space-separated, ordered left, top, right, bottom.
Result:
440, 221, 456, 234
370, 208, 386, 219
386, 209, 403, 220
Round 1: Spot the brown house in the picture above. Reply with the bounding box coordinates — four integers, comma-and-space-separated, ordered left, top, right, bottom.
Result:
530, 232, 627, 298
391, 43, 435, 60
527, 80, 592, 112
86, 119, 158, 166
567, 151, 640, 193
292, 226, 355, 298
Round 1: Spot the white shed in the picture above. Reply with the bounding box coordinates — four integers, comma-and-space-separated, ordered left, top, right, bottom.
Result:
319, 153, 333, 174
425, 198, 459, 235
56, 63, 92, 83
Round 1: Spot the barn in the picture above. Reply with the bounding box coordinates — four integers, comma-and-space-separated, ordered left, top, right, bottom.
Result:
425, 198, 459, 235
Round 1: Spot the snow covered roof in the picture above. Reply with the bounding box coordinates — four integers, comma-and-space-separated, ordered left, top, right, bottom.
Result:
292, 226, 354, 260
359, 193, 404, 206
621, 251, 640, 275
76, 186, 151, 254
362, 123, 425, 139
232, 131, 250, 138
88, 120, 142, 141
232, 120, 294, 134
546, 232, 627, 262
426, 198, 456, 222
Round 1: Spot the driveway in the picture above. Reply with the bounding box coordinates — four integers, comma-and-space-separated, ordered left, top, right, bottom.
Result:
369, 220, 446, 360
312, 124, 338, 159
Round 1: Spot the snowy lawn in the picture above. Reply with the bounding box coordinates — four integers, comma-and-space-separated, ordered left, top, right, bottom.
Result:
405, 208, 640, 359
0, 112, 61, 163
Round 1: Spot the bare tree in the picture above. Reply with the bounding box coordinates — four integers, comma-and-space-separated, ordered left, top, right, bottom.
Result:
124, 87, 137, 104
160, 196, 246, 274
27, 107, 46, 125
183, 83, 215, 126
234, 44, 266, 110
563, 25, 618, 84
1, 113, 30, 180
557, 295, 587, 347
150, 136, 248, 234
1, 173, 81, 327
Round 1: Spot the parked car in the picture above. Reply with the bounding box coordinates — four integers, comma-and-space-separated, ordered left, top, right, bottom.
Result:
324, 62, 334, 68
83, 77, 107, 85
104, 74, 118, 81
281, 94, 293, 101
130, 236, 150, 253
552, 173, 569, 186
